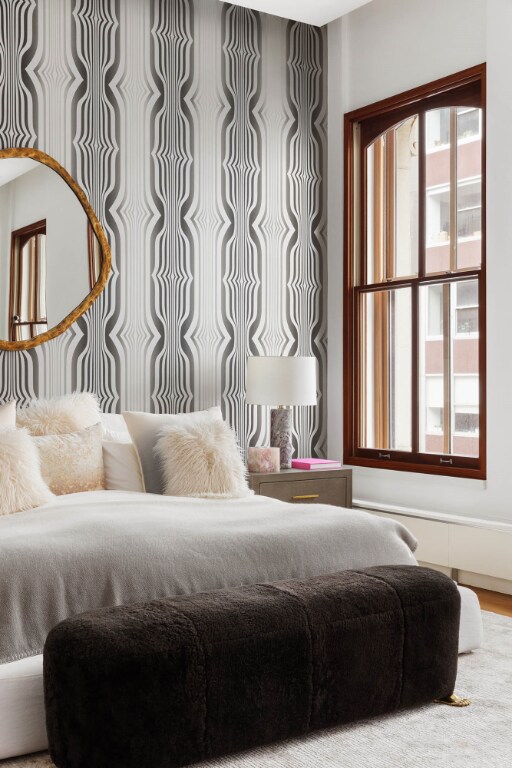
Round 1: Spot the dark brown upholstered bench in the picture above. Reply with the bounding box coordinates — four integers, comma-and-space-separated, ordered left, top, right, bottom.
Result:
44, 565, 460, 768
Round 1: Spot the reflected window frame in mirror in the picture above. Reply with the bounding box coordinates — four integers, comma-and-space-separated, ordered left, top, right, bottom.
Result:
0, 147, 111, 351
9, 218, 48, 342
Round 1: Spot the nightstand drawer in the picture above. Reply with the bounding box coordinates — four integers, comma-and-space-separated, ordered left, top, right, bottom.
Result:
258, 477, 348, 507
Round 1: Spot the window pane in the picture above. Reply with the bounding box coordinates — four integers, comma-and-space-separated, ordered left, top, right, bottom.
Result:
365, 116, 418, 283
456, 307, 478, 334
395, 116, 419, 278
419, 280, 479, 457
427, 282, 443, 337
457, 107, 482, 269
425, 109, 451, 273
456, 278, 479, 335
426, 107, 450, 151
454, 410, 479, 433
20, 241, 33, 323
37, 234, 47, 321
456, 280, 478, 307
457, 108, 480, 142
359, 288, 412, 451
425, 107, 483, 274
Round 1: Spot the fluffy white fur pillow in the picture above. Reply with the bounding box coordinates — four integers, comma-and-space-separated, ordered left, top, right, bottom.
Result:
0, 428, 54, 515
0, 400, 16, 429
17, 392, 101, 436
123, 406, 223, 494
34, 423, 105, 495
154, 418, 251, 499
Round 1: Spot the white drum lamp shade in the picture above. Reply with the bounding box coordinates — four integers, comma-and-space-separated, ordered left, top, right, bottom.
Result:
246, 356, 317, 469
246, 356, 317, 407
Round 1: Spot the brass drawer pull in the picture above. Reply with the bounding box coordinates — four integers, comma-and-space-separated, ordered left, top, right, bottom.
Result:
292, 494, 320, 501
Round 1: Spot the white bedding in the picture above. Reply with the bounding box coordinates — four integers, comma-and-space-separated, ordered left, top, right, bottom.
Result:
0, 489, 417, 664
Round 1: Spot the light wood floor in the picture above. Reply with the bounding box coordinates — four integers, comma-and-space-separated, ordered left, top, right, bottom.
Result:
464, 586, 512, 617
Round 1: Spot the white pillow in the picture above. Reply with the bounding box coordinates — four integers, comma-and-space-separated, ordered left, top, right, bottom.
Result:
103, 442, 144, 492
17, 392, 100, 436
33, 423, 105, 495
154, 418, 251, 499
101, 413, 132, 443
123, 407, 223, 494
0, 401, 16, 429
0, 428, 54, 515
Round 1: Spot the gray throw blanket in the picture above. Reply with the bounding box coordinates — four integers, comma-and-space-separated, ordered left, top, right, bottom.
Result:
0, 490, 417, 664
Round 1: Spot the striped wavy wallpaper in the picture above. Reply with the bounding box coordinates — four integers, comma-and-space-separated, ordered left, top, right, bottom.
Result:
0, 0, 327, 457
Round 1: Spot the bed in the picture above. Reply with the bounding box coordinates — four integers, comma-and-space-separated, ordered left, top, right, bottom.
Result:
0, 489, 482, 759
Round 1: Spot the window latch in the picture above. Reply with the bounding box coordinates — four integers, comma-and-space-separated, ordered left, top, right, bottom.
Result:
440, 457, 453, 465
379, 452, 391, 459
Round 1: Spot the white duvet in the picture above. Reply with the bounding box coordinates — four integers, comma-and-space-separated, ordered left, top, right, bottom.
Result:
0, 490, 417, 664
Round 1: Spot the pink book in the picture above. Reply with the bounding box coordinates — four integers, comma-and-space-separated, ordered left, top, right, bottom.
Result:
292, 458, 342, 470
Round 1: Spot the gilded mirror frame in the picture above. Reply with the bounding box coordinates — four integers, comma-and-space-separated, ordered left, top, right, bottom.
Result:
0, 147, 111, 351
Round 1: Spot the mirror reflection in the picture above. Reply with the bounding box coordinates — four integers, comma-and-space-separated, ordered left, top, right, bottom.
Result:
0, 157, 102, 343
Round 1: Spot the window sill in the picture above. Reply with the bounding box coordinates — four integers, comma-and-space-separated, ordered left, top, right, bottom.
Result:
345, 454, 485, 480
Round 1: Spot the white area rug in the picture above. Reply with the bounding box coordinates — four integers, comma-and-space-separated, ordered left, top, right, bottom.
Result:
3, 610, 510, 768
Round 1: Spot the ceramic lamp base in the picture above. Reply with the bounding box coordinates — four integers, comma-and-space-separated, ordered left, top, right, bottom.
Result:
270, 407, 292, 469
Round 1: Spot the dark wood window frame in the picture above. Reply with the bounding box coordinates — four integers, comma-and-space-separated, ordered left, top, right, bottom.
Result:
343, 64, 486, 480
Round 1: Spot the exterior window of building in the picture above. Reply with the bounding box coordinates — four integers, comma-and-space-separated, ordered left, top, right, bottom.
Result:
343, 65, 485, 478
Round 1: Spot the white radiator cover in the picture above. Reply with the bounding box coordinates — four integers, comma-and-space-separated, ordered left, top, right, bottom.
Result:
358, 502, 512, 594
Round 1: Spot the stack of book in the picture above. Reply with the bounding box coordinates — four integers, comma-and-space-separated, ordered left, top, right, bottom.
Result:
291, 458, 342, 471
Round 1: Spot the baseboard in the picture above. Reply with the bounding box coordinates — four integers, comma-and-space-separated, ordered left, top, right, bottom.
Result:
457, 571, 512, 596
418, 562, 512, 595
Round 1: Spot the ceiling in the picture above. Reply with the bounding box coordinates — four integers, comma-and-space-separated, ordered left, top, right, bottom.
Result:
0, 158, 39, 188
219, 0, 373, 27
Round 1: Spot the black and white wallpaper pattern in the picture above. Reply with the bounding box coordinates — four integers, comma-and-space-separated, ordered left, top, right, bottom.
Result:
0, 0, 327, 457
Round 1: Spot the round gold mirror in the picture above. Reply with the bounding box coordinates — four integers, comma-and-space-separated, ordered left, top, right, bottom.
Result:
0, 147, 111, 350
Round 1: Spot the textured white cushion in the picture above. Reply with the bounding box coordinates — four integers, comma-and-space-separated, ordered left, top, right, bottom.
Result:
103, 441, 144, 492
101, 413, 132, 443
0, 428, 54, 515
123, 407, 222, 494
33, 424, 105, 495
154, 418, 251, 499
0, 401, 16, 429
17, 392, 100, 436
0, 654, 47, 760
458, 585, 483, 653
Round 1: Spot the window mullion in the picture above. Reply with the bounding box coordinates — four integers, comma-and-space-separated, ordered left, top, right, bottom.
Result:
385, 134, 395, 280
411, 282, 419, 455
412, 110, 426, 457
442, 283, 452, 454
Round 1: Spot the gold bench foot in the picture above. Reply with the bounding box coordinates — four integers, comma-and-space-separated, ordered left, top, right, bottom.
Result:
435, 693, 471, 707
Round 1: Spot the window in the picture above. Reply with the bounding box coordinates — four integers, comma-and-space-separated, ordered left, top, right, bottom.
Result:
343, 65, 485, 478
9, 220, 48, 342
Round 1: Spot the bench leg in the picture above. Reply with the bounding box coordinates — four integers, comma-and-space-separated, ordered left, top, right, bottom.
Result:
435, 693, 471, 707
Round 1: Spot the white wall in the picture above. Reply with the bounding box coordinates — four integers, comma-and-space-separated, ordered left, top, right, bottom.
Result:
0, 164, 90, 337
328, 0, 512, 522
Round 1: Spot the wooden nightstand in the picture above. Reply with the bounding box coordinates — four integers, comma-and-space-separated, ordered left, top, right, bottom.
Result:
248, 468, 352, 508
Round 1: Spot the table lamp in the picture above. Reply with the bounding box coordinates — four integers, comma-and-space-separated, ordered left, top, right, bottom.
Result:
246, 356, 317, 469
